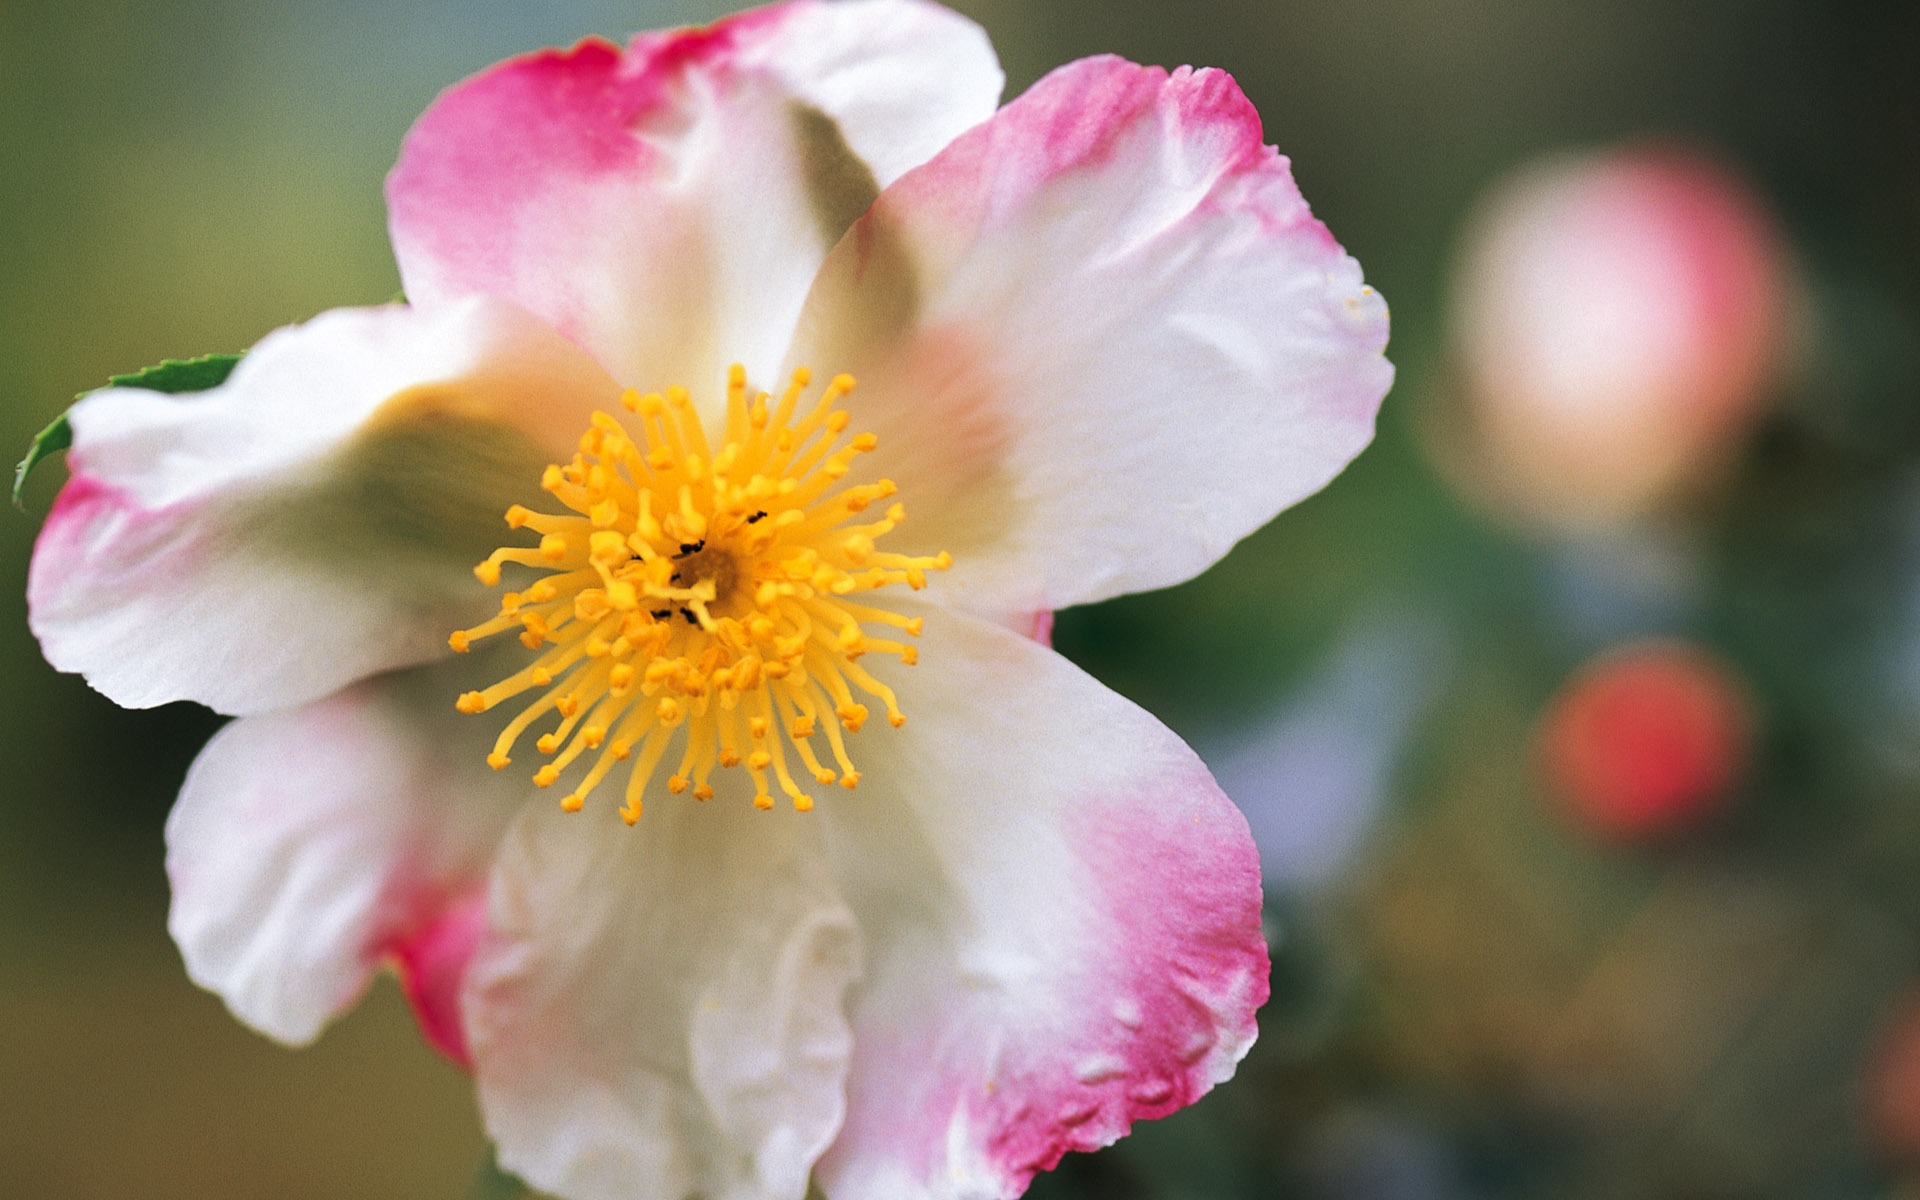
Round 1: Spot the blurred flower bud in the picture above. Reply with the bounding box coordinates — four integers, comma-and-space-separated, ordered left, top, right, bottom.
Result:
1537, 640, 1754, 840
1866, 993, 1920, 1163
1443, 145, 1793, 530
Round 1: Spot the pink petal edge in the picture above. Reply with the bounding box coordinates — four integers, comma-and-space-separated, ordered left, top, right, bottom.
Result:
33, 469, 146, 578
1026, 609, 1054, 646
940, 804, 1266, 1187
1021, 793, 1269, 1168
385, 888, 490, 1070
389, 0, 1001, 396
791, 53, 1389, 617
818, 611, 1269, 1198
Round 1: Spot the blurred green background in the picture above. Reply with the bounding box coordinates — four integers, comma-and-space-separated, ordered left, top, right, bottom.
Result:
5, 0, 1919, 1196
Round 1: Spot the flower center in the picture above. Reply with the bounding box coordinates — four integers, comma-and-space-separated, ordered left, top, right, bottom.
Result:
451, 365, 949, 824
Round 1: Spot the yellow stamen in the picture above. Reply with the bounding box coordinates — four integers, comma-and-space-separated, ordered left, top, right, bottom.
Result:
451, 365, 949, 820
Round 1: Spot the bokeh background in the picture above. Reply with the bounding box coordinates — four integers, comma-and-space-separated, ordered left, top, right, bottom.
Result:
5, 0, 1919, 1196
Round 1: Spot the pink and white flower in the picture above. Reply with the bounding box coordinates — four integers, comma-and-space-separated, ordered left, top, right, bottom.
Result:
26, 2, 1390, 1197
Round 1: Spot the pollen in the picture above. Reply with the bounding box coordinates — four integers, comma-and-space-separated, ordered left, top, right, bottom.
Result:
453, 365, 949, 822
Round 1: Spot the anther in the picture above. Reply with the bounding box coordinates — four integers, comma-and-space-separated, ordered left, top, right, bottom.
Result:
452, 364, 942, 819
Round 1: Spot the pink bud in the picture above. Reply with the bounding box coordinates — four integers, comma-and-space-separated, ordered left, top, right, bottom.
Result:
1446, 146, 1792, 529
1536, 640, 1754, 841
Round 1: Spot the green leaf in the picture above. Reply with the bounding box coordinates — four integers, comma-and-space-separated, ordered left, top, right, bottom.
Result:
12, 413, 72, 510
13, 352, 241, 509
106, 352, 242, 394
469, 1152, 528, 1200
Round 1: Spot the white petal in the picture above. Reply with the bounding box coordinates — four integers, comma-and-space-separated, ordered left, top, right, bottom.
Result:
469, 789, 859, 1200
814, 606, 1269, 1198
166, 666, 526, 1046
787, 56, 1391, 616
28, 298, 620, 714
753, 0, 1003, 184
387, 0, 1001, 399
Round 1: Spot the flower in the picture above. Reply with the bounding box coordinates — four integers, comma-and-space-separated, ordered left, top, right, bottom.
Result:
1441, 144, 1791, 531
26, 2, 1390, 1197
